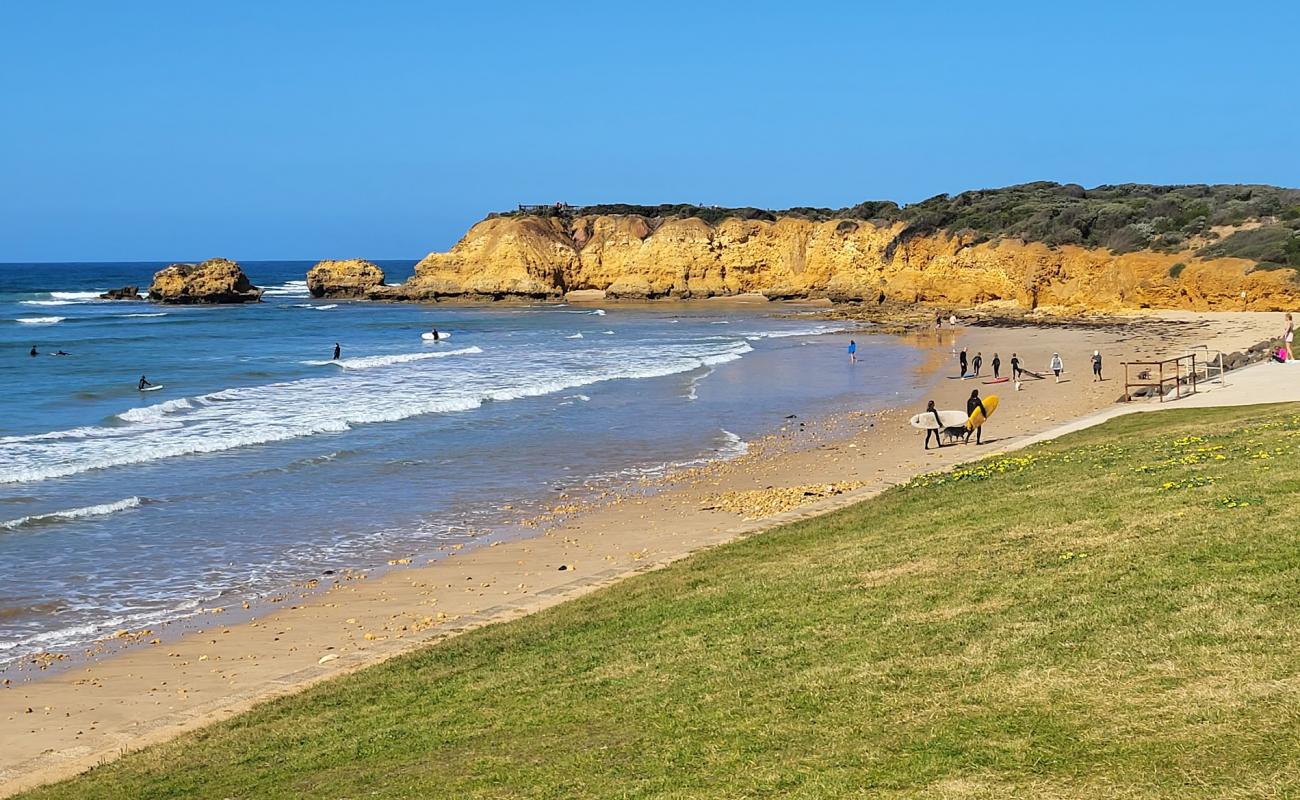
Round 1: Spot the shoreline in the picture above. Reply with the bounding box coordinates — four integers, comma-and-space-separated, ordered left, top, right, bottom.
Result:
0, 310, 1288, 797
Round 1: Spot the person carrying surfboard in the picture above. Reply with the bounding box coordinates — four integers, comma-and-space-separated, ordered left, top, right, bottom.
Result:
991, 353, 1001, 379
138, 375, 153, 391
922, 400, 946, 449
965, 390, 988, 445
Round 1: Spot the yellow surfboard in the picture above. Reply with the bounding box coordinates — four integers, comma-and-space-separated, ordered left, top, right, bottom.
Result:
966, 394, 999, 430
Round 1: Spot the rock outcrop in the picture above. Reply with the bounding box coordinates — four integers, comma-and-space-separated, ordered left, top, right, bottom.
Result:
396, 214, 1300, 311
306, 259, 386, 298
147, 258, 262, 304
99, 286, 141, 300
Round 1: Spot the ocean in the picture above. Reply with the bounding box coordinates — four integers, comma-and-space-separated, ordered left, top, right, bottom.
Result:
0, 260, 922, 672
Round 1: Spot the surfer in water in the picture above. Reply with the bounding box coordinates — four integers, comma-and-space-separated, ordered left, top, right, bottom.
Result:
848, 339, 857, 364
333, 342, 341, 360
29, 346, 38, 357
138, 375, 153, 391
923, 400, 946, 450
965, 389, 988, 445
430, 328, 441, 341
959, 347, 968, 377
991, 353, 1001, 379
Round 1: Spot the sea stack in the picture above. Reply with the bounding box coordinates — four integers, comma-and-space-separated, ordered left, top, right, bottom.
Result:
147, 258, 262, 304
306, 259, 386, 298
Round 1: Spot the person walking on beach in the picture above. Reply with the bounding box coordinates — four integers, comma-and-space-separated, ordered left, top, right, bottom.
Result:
1050, 353, 1064, 382
848, 339, 858, 364
1011, 353, 1021, 380
959, 347, 968, 377
965, 389, 988, 445
972, 351, 983, 377
1091, 350, 1103, 381
333, 342, 341, 361
991, 353, 1001, 379
923, 400, 945, 450
1285, 313, 1294, 361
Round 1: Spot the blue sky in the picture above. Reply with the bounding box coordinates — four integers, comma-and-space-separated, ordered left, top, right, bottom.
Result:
2, 1, 1297, 262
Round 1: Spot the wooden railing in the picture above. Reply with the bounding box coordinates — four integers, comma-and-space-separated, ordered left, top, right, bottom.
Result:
1122, 355, 1198, 402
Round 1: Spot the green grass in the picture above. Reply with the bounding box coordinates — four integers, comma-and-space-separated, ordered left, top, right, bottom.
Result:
25, 405, 1300, 799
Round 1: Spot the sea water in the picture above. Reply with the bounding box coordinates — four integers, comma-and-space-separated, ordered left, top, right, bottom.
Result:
0, 261, 922, 670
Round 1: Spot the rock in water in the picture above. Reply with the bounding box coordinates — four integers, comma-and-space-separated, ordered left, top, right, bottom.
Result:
148, 258, 262, 304
99, 285, 141, 300
306, 259, 387, 298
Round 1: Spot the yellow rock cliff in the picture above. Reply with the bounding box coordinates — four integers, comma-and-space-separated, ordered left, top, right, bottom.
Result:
402, 214, 1300, 311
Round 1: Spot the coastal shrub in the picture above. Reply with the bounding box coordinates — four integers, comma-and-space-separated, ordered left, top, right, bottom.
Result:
502, 183, 1300, 259
1198, 225, 1298, 265
1168, 262, 1186, 279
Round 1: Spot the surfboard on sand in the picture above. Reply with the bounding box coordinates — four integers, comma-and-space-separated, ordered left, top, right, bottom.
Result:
909, 409, 969, 430
946, 373, 976, 380
966, 395, 999, 430
983, 377, 1010, 384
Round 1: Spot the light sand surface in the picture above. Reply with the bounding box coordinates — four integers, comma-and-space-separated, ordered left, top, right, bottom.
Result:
1, 311, 1293, 796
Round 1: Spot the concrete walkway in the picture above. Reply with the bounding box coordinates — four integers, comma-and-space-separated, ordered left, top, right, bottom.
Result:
1010, 360, 1300, 450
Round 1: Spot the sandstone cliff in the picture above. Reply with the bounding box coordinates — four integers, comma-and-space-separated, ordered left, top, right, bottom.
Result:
148, 258, 262, 304
399, 214, 1300, 311
307, 259, 386, 298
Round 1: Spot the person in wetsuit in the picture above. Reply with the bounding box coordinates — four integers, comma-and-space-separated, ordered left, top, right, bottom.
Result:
333, 342, 341, 360
965, 389, 988, 445
923, 400, 945, 450
29, 346, 38, 357
138, 375, 153, 391
972, 351, 983, 377
958, 347, 968, 377
1011, 352, 1022, 380
991, 353, 1001, 379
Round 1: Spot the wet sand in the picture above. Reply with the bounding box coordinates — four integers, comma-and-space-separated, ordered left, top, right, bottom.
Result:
0, 310, 1287, 796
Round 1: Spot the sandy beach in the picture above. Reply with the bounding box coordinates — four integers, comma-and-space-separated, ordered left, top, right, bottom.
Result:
0, 309, 1288, 796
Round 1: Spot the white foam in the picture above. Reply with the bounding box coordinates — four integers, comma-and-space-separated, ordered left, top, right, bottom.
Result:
117, 398, 194, 423
263, 280, 310, 297
304, 346, 482, 370
0, 339, 755, 484
121, 312, 168, 318
742, 323, 850, 340
566, 333, 584, 339
49, 291, 102, 301
16, 316, 65, 325
20, 300, 75, 306
591, 309, 606, 316
1, 496, 144, 532
314, 304, 338, 310
685, 367, 714, 401
602, 330, 615, 335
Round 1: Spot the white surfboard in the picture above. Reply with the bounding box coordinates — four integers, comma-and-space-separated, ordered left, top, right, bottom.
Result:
909, 409, 968, 430
140, 385, 163, 392
420, 332, 452, 341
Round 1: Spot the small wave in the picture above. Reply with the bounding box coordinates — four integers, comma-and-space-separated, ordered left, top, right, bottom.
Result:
263, 280, 310, 297
591, 309, 606, 316
121, 312, 168, 318
20, 300, 75, 306
117, 397, 195, 423
49, 291, 102, 301
305, 346, 482, 369
710, 320, 731, 325
742, 324, 849, 340
602, 330, 615, 335
685, 367, 714, 401
16, 316, 65, 325
717, 429, 749, 458
1, 496, 144, 532
314, 304, 338, 310
566, 333, 584, 339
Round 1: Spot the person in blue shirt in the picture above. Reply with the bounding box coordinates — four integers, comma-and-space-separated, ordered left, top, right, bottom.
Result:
847, 339, 857, 364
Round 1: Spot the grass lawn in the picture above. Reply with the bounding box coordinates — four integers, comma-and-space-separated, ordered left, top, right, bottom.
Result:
24, 404, 1300, 799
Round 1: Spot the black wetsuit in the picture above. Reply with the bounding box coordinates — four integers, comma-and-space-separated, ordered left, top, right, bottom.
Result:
924, 408, 944, 449
972, 355, 982, 376
959, 351, 968, 376
1092, 354, 1102, 379
333, 344, 341, 360
992, 356, 1001, 379
1011, 356, 1021, 379
965, 397, 988, 444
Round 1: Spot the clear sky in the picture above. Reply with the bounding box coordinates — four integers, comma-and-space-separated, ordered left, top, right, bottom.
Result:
2, 1, 1297, 262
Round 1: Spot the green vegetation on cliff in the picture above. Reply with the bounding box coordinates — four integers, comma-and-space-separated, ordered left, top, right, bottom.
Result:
505, 182, 1300, 266
27, 404, 1300, 799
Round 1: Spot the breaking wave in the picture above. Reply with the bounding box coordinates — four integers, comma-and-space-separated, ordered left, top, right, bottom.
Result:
1, 497, 144, 532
